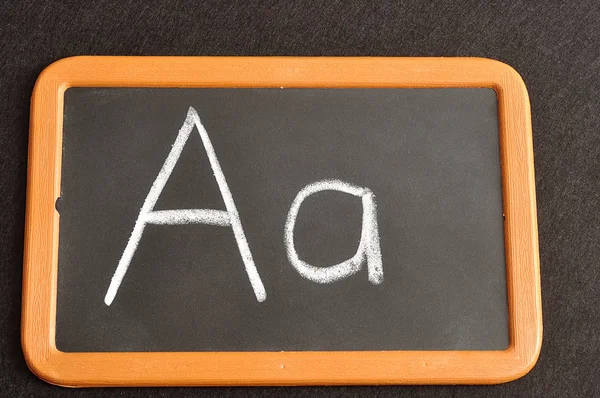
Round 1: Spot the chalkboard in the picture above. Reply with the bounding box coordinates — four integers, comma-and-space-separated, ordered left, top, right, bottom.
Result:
24, 57, 543, 386
55, 87, 508, 352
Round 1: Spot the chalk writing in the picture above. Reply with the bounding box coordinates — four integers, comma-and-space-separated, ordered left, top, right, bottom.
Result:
105, 107, 384, 306
104, 107, 266, 306
284, 180, 383, 284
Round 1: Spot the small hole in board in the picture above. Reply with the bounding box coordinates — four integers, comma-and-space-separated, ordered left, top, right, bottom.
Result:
55, 197, 62, 214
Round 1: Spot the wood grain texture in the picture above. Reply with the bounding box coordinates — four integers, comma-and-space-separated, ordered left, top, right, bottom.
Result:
22, 56, 541, 386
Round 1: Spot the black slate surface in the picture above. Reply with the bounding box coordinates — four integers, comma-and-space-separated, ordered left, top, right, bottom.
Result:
1, 0, 599, 396
57, 87, 507, 352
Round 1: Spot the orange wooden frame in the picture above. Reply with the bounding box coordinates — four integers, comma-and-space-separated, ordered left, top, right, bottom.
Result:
22, 56, 541, 387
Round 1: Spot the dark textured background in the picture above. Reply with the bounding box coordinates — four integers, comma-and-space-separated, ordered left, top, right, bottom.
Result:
1, 0, 598, 396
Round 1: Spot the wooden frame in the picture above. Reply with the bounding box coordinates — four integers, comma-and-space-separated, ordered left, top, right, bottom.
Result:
22, 56, 541, 387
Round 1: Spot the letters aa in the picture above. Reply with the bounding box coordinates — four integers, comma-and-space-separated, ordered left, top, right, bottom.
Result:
104, 107, 382, 306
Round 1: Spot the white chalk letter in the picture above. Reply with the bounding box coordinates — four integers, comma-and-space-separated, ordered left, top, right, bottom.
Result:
284, 179, 383, 284
104, 107, 266, 306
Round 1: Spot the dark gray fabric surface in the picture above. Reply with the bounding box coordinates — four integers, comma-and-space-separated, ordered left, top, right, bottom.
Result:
1, 0, 598, 396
